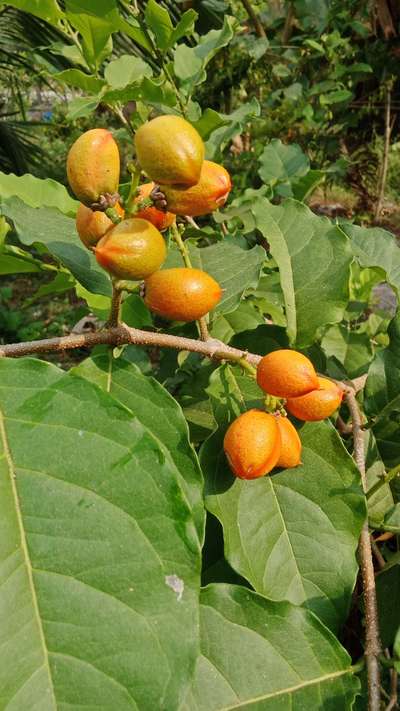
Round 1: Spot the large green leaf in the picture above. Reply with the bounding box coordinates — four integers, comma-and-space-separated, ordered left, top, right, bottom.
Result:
173, 16, 236, 95
365, 311, 400, 420
0, 357, 201, 709
252, 198, 352, 346
164, 236, 265, 315
258, 139, 310, 185
104, 55, 152, 90
65, 0, 119, 69
1, 197, 111, 296
0, 0, 63, 22
71, 350, 204, 538
205, 98, 261, 159
201, 365, 365, 631
341, 222, 400, 296
182, 584, 359, 710
145, 0, 173, 51
321, 324, 373, 378
0, 172, 78, 216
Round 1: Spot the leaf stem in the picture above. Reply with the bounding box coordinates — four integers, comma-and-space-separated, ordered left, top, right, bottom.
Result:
346, 389, 381, 711
125, 162, 142, 215
366, 463, 400, 500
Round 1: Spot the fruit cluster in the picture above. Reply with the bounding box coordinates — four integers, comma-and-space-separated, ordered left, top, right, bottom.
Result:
224, 350, 343, 480
67, 116, 232, 322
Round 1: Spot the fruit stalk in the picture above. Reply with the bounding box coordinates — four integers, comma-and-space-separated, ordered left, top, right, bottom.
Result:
125, 162, 141, 215
171, 222, 210, 341
108, 283, 123, 327
346, 388, 381, 711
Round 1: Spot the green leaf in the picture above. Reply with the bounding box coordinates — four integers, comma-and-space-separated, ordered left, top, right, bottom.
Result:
341, 221, 400, 297
2, 0, 63, 22
104, 55, 152, 89
365, 431, 394, 526
27, 272, 75, 303
182, 584, 359, 710
202, 365, 366, 631
210, 301, 265, 342
292, 169, 325, 202
0, 171, 78, 216
66, 95, 100, 121
65, 0, 120, 70
377, 557, 400, 648
320, 89, 353, 105
0, 357, 201, 709
321, 324, 373, 378
0, 254, 41, 275
145, 0, 173, 51
205, 97, 260, 159
169, 9, 197, 47
173, 16, 236, 94
365, 311, 400, 420
192, 109, 229, 141
72, 350, 204, 538
53, 69, 105, 92
118, 17, 153, 52
164, 236, 265, 315
1, 198, 111, 296
258, 139, 309, 186
252, 198, 352, 346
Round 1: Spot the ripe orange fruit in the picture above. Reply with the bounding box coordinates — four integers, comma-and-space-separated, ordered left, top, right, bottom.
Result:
257, 350, 318, 398
134, 115, 204, 186
144, 268, 222, 321
76, 202, 124, 248
285, 376, 343, 421
67, 128, 120, 204
223, 409, 282, 479
95, 218, 166, 280
275, 415, 302, 469
134, 182, 175, 231
160, 161, 232, 217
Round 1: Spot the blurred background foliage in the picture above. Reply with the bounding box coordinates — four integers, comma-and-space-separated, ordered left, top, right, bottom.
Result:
0, 0, 399, 224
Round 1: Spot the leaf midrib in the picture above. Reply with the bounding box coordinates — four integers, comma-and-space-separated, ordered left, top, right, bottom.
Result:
218, 667, 352, 709
0, 408, 56, 709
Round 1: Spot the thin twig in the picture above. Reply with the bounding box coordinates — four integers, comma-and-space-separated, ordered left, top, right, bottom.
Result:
346, 389, 382, 711
0, 325, 261, 365
239, 0, 267, 37
375, 80, 393, 221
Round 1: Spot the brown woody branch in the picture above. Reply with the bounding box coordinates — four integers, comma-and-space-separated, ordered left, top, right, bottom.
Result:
346, 388, 382, 711
0, 324, 261, 365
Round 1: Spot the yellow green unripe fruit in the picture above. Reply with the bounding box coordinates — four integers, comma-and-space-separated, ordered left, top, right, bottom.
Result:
76, 202, 124, 248
144, 268, 222, 322
67, 128, 120, 205
134, 116, 204, 186
95, 218, 166, 280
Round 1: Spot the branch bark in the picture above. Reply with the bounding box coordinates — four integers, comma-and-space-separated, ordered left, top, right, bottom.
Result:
239, 0, 266, 38
375, 81, 393, 222
0, 324, 261, 365
346, 389, 382, 711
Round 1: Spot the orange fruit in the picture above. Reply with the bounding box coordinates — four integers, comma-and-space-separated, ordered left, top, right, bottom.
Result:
134, 182, 175, 231
67, 128, 120, 204
160, 161, 232, 217
257, 350, 318, 398
95, 218, 166, 280
76, 202, 124, 248
275, 415, 302, 469
285, 376, 343, 421
144, 268, 222, 321
223, 409, 282, 479
134, 115, 204, 186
